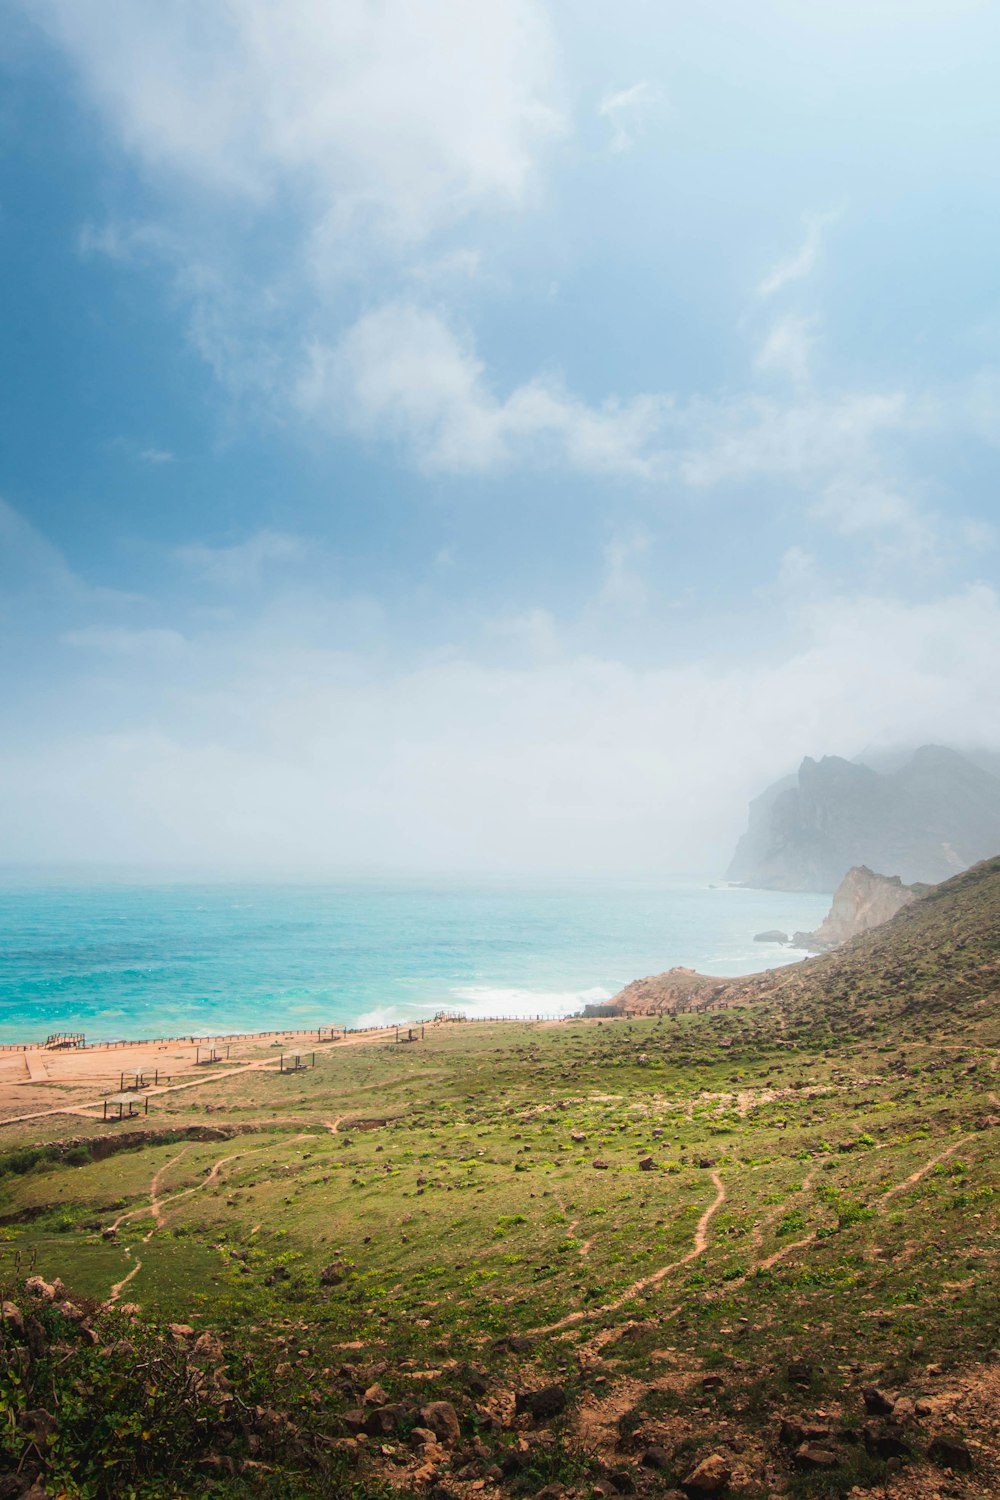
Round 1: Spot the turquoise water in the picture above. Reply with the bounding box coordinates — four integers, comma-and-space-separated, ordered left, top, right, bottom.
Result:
0, 875, 831, 1043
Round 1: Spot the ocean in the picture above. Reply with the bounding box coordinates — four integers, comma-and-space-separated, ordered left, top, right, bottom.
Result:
0, 874, 831, 1043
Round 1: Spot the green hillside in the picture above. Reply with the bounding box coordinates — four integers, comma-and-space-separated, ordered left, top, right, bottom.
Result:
0, 864, 998, 1499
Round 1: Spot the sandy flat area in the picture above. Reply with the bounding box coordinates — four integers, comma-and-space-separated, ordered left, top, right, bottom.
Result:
0, 1027, 388, 1129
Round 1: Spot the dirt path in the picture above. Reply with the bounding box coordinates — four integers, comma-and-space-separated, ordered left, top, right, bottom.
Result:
107, 1256, 143, 1305
882, 1135, 972, 1202
106, 1145, 192, 1234
528, 1170, 726, 1336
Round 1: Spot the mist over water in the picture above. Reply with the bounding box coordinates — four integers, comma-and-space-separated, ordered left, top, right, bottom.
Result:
0, 876, 830, 1042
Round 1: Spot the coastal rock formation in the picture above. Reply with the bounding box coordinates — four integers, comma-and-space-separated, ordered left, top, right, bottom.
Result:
728, 744, 1000, 892
591, 966, 732, 1017
792, 865, 925, 952
603, 853, 1000, 1020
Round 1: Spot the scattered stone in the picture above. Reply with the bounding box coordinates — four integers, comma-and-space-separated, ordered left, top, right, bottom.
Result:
794, 1443, 838, 1469
592, 1159, 609, 1171
365, 1404, 414, 1437
638, 1156, 656, 1172
1, 1301, 24, 1335
787, 1360, 814, 1384
515, 1384, 567, 1422
363, 1382, 389, 1406
779, 1418, 830, 1446
701, 1374, 725, 1391
927, 1435, 973, 1471
419, 1401, 461, 1445
640, 1445, 670, 1470
19, 1410, 58, 1445
862, 1421, 910, 1459
169, 1323, 196, 1339
681, 1453, 731, 1494
492, 1334, 535, 1355
24, 1277, 56, 1302
861, 1386, 896, 1416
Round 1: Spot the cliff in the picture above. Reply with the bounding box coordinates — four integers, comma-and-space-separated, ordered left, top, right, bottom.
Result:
727, 744, 1000, 892
603, 853, 1000, 1022
792, 864, 926, 951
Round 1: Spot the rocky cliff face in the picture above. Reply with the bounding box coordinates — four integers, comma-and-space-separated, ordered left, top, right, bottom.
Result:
792, 865, 925, 952
727, 744, 1000, 892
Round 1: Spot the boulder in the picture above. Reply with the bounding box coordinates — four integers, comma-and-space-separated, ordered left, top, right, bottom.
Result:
19, 1409, 58, 1445
515, 1384, 567, 1422
779, 1418, 830, 1446
365, 1403, 415, 1437
24, 1277, 55, 1302
638, 1156, 656, 1172
591, 1159, 609, 1171
927, 1435, 973, 1471
681, 1453, 731, 1494
861, 1385, 896, 1415
640, 1445, 671, 1470
1, 1301, 24, 1335
419, 1401, 461, 1445
794, 1443, 838, 1469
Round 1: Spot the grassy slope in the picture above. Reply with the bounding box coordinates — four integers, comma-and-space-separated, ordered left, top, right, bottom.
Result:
0, 861, 998, 1498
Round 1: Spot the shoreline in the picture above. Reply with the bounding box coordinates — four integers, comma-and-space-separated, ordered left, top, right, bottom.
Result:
0, 1009, 571, 1054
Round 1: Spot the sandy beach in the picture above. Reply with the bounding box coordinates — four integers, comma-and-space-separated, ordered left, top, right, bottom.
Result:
0, 1025, 398, 1130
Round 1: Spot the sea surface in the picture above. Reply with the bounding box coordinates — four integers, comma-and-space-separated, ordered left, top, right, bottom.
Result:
0, 874, 831, 1043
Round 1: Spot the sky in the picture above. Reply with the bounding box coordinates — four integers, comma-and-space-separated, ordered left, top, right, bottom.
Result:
1, 0, 1000, 875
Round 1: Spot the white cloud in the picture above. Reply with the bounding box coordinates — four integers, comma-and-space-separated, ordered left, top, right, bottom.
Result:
298, 303, 668, 477
139, 447, 175, 465
62, 626, 186, 658
755, 315, 814, 385
598, 80, 658, 154
33, 0, 563, 243
175, 530, 309, 588
757, 207, 843, 298
600, 530, 650, 610
678, 390, 909, 487
5, 581, 1000, 872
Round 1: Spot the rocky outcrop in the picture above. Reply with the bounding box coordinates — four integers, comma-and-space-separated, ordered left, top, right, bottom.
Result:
597, 966, 733, 1017
728, 745, 1000, 892
793, 866, 926, 952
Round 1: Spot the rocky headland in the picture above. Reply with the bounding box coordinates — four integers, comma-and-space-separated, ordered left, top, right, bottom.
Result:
728, 743, 1000, 892
790, 863, 927, 951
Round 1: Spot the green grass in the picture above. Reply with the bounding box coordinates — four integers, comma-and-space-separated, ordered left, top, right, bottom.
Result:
1, 859, 999, 1495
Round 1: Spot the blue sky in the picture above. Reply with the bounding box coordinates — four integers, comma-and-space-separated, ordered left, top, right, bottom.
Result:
2, 0, 1000, 872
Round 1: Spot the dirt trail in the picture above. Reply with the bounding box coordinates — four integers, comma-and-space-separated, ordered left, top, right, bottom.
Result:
107, 1256, 143, 1305
882, 1135, 972, 1202
528, 1170, 726, 1337
106, 1133, 316, 1239
106, 1145, 192, 1233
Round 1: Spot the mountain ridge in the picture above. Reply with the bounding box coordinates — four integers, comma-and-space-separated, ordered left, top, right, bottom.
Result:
728, 743, 1000, 891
